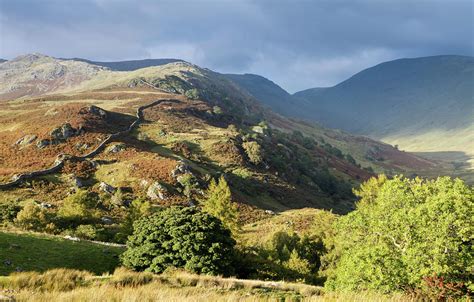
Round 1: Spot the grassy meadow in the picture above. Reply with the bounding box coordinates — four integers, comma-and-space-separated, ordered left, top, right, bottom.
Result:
0, 231, 123, 275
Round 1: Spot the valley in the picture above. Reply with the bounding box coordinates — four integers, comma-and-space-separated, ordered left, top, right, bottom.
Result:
0, 54, 471, 301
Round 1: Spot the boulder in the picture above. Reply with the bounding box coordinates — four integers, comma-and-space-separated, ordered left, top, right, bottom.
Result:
70, 176, 85, 188
36, 139, 50, 149
81, 105, 107, 118
106, 143, 126, 154
99, 182, 116, 194
15, 134, 37, 147
101, 217, 114, 225
50, 123, 77, 141
171, 160, 190, 179
147, 182, 168, 200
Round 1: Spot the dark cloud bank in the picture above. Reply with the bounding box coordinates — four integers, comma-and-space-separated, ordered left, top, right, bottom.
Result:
0, 0, 472, 92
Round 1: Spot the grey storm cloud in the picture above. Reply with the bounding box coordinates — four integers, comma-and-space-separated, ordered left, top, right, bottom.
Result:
0, 0, 472, 92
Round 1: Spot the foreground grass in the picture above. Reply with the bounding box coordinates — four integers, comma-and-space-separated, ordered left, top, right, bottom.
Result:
0, 231, 124, 275
0, 268, 414, 302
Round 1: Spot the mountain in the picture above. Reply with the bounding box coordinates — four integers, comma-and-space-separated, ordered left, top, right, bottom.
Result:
224, 73, 305, 116
0, 53, 439, 216
0, 59, 6, 63
0, 53, 106, 100
66, 58, 183, 71
292, 56, 474, 162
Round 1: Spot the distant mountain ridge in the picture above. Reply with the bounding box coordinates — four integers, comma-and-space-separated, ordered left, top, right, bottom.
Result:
293, 55, 473, 134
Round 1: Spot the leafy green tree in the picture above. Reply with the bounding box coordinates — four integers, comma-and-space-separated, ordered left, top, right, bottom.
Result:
120, 198, 151, 237
121, 207, 236, 275
326, 175, 473, 294
284, 249, 311, 279
15, 201, 49, 231
58, 190, 97, 222
201, 176, 240, 235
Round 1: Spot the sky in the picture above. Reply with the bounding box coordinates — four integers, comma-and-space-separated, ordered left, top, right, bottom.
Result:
0, 0, 472, 92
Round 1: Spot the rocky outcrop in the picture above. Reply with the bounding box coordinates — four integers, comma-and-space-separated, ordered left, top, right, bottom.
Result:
105, 143, 126, 154
171, 160, 190, 179
99, 182, 116, 194
50, 123, 79, 141
15, 134, 37, 147
36, 139, 50, 149
146, 182, 168, 200
82, 105, 107, 118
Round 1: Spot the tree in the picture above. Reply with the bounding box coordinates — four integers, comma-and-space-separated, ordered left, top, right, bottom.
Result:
242, 141, 263, 165
201, 176, 240, 235
121, 207, 236, 275
15, 201, 49, 231
58, 190, 97, 223
120, 198, 151, 238
326, 176, 473, 295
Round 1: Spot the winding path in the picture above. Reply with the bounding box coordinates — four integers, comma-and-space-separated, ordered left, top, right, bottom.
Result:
0, 98, 175, 190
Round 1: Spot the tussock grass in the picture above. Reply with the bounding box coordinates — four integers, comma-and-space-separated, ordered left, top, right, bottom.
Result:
4, 269, 91, 291
109, 267, 154, 287
1, 268, 414, 301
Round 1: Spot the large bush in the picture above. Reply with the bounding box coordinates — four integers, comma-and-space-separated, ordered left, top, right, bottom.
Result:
15, 201, 49, 231
326, 176, 473, 294
121, 207, 236, 275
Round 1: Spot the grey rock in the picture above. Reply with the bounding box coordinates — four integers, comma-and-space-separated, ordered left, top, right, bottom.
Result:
147, 182, 168, 200
101, 217, 113, 225
99, 182, 116, 194
171, 160, 190, 179
50, 123, 77, 140
40, 202, 53, 209
106, 143, 126, 154
15, 134, 37, 147
85, 105, 107, 118
264, 210, 276, 215
36, 139, 50, 149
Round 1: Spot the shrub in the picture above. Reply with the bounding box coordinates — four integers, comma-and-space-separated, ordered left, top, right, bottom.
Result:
121, 207, 236, 275
0, 202, 21, 223
75, 224, 97, 240
242, 141, 263, 165
15, 201, 49, 231
327, 175, 473, 297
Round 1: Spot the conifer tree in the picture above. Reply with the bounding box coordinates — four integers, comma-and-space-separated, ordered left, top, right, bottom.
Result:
201, 176, 240, 235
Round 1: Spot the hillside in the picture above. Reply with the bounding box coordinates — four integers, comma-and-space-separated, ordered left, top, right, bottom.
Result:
293, 55, 474, 167
0, 53, 441, 219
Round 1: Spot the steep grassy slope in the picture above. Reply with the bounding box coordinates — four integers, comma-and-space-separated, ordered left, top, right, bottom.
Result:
0, 231, 123, 275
